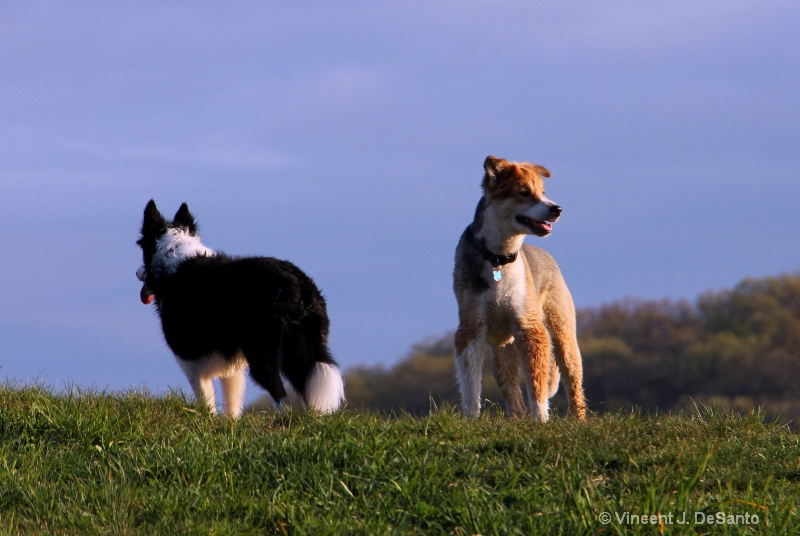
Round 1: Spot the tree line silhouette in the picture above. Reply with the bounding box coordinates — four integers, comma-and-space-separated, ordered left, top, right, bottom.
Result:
344, 271, 800, 423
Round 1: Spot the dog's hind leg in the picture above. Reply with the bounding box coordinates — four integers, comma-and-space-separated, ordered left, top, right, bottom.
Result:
245, 346, 290, 409
492, 344, 527, 418
220, 368, 247, 418
454, 327, 490, 419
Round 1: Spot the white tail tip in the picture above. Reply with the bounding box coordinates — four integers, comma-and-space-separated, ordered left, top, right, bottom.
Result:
305, 362, 345, 414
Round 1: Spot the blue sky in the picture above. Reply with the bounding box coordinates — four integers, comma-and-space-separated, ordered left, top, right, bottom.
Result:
2, 2, 799, 400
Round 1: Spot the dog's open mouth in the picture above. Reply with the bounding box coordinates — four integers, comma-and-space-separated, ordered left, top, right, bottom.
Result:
516, 215, 553, 236
136, 265, 155, 305
140, 285, 155, 305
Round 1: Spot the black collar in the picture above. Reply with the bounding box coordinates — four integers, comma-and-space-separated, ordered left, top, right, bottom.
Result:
468, 225, 518, 268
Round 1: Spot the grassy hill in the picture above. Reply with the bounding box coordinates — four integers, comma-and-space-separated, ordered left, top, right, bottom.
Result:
1, 386, 798, 534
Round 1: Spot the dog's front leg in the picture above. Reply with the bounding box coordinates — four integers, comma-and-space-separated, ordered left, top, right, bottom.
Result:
518, 320, 552, 422
546, 313, 587, 421
188, 375, 217, 415
220, 369, 247, 418
178, 358, 218, 415
454, 328, 490, 419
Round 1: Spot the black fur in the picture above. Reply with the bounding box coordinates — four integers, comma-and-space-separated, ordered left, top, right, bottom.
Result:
453, 198, 492, 292
454, 228, 491, 292
137, 200, 339, 408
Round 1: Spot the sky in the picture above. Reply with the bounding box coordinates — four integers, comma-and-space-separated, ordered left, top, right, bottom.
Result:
2, 2, 799, 401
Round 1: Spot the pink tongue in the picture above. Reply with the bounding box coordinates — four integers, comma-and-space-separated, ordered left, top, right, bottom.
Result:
541, 222, 553, 231
140, 285, 155, 305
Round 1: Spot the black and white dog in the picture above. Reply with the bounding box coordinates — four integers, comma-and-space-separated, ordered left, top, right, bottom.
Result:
136, 200, 345, 418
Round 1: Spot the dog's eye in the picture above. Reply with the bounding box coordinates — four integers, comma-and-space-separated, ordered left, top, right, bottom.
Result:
519, 189, 531, 197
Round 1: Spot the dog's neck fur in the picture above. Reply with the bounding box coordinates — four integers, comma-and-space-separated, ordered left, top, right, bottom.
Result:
150, 228, 215, 280
471, 198, 525, 260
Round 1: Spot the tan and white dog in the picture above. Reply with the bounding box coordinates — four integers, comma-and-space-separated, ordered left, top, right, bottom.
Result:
452, 156, 586, 421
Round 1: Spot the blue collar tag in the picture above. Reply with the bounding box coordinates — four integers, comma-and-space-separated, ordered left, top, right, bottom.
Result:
493, 269, 502, 282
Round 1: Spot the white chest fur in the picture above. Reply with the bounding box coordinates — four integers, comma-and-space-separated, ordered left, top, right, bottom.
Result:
479, 259, 528, 346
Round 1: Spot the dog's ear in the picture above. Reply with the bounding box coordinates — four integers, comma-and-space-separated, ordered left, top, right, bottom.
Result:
173, 203, 199, 235
482, 155, 508, 194
140, 199, 167, 238
531, 164, 551, 179
484, 155, 507, 176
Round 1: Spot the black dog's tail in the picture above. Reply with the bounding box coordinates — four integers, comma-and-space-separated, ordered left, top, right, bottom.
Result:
304, 359, 346, 414
279, 315, 345, 414
276, 267, 345, 414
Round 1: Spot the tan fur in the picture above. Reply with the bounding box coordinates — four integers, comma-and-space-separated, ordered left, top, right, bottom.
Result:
453, 156, 586, 421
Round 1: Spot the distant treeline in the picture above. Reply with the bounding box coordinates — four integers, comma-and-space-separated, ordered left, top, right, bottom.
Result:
344, 272, 800, 423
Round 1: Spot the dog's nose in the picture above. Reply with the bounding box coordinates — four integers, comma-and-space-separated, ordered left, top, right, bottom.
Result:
550, 205, 562, 216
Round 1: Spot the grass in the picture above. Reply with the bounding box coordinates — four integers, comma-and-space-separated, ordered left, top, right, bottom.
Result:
0, 385, 798, 535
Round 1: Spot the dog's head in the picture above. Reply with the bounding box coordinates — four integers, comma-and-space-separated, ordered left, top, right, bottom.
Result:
135, 200, 212, 305
481, 155, 561, 237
